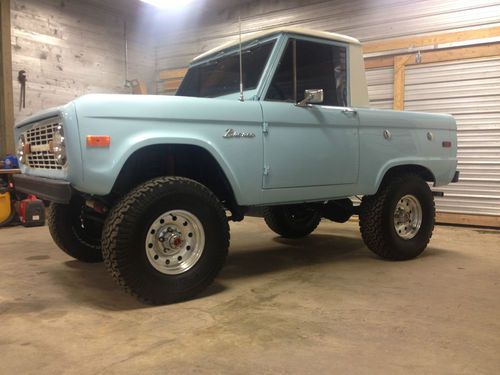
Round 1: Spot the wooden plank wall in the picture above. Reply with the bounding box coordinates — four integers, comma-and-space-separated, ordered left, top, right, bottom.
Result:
154, 0, 500, 94
10, 0, 156, 123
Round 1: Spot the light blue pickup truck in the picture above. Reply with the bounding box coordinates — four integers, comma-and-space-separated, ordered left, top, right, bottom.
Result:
14, 28, 458, 304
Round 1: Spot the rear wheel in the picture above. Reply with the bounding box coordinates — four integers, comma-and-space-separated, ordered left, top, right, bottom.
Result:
359, 173, 435, 260
101, 177, 229, 305
48, 199, 103, 262
264, 205, 321, 238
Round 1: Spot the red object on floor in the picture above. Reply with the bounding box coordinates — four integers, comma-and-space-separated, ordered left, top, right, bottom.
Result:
18, 195, 45, 227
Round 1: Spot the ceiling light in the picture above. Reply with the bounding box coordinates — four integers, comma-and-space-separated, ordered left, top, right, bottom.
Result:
139, 0, 195, 10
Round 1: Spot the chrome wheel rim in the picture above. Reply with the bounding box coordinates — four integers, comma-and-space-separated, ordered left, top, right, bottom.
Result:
393, 194, 422, 240
145, 210, 205, 275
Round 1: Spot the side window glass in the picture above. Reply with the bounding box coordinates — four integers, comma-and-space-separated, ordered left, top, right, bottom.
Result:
265, 39, 348, 107
296, 40, 347, 107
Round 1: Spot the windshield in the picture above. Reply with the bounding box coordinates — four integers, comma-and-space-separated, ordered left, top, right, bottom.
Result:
176, 40, 276, 98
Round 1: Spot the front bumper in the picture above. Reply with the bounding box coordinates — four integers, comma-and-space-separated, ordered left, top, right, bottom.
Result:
13, 175, 72, 204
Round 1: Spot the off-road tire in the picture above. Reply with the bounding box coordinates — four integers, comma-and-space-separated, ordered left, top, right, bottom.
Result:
101, 177, 229, 305
264, 205, 321, 238
359, 173, 435, 260
48, 200, 103, 263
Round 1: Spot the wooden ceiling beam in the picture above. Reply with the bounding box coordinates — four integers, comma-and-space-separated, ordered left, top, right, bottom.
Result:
365, 42, 500, 70
363, 25, 500, 54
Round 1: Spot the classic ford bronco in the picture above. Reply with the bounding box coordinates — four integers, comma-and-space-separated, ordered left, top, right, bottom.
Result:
14, 28, 458, 304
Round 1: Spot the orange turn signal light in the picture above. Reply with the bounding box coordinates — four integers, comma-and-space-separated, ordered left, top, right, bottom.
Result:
86, 135, 111, 147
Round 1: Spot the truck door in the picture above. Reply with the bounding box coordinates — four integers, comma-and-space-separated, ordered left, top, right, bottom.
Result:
261, 37, 360, 189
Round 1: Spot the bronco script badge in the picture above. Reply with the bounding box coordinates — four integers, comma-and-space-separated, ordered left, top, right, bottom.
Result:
223, 129, 256, 138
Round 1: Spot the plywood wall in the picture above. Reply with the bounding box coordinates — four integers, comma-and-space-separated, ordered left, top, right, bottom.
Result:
10, 0, 155, 123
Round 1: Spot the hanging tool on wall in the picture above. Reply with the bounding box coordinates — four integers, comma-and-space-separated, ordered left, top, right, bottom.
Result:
415, 50, 422, 64
17, 70, 27, 111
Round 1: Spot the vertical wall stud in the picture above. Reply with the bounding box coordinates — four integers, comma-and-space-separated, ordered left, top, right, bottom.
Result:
393, 55, 408, 111
0, 0, 15, 155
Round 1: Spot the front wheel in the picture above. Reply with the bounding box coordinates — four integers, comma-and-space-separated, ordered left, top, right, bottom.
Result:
47, 200, 103, 262
359, 174, 435, 260
101, 177, 229, 305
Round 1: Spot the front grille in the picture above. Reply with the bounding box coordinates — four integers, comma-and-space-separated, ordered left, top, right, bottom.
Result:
24, 116, 64, 170
26, 152, 60, 170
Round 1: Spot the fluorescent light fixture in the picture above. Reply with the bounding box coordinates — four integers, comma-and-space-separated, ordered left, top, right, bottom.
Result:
139, 0, 195, 10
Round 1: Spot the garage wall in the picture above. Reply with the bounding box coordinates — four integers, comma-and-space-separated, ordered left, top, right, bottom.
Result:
154, 0, 500, 93
366, 67, 394, 110
10, 0, 156, 123
404, 57, 500, 218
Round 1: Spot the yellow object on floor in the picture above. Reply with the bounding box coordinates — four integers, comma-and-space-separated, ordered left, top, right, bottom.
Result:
0, 191, 13, 224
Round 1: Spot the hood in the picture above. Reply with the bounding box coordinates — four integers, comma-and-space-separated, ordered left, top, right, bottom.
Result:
15, 105, 67, 129
73, 93, 234, 122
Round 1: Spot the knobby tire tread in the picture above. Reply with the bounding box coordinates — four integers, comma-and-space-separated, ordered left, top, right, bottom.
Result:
101, 176, 229, 304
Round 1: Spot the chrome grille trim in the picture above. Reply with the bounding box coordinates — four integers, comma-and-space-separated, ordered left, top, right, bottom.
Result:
23, 116, 64, 170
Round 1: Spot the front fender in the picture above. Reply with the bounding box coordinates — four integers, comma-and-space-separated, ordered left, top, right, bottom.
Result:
80, 134, 243, 201
72, 96, 264, 204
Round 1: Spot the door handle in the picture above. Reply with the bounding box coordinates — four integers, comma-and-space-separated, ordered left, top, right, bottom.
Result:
341, 108, 357, 116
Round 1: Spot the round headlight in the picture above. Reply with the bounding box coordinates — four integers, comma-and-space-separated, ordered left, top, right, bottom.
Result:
16, 134, 26, 164
52, 126, 67, 166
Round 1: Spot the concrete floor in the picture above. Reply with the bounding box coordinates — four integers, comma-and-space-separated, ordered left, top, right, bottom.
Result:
0, 218, 499, 374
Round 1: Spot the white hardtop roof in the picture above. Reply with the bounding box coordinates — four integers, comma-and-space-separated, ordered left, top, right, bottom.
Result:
193, 27, 361, 62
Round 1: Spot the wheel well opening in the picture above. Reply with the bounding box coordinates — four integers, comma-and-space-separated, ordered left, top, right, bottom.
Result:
380, 165, 435, 189
111, 144, 237, 210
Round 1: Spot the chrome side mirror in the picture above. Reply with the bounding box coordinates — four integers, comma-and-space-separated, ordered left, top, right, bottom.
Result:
296, 89, 324, 107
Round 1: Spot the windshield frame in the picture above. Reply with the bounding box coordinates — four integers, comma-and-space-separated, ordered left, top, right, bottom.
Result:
177, 34, 282, 100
